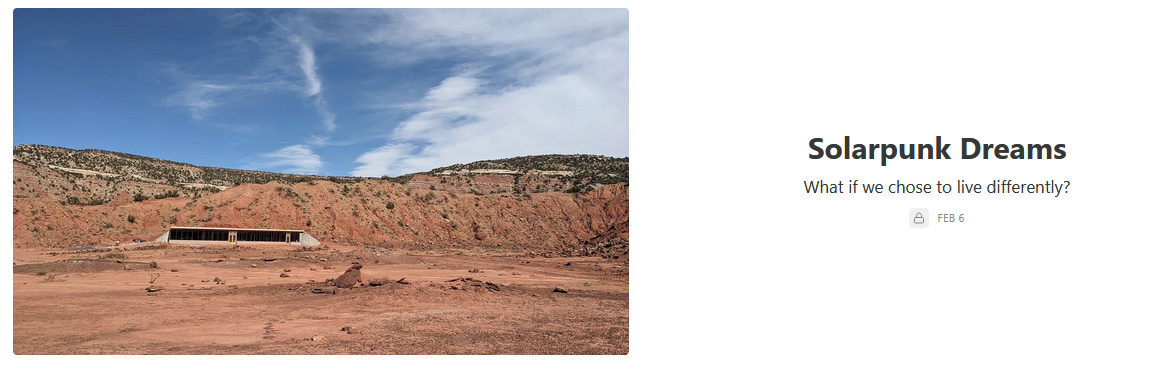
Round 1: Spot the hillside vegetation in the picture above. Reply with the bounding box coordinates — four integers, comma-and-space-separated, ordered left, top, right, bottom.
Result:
12, 145, 629, 257
13, 144, 358, 188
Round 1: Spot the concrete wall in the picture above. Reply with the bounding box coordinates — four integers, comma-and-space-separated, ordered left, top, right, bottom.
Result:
299, 232, 321, 246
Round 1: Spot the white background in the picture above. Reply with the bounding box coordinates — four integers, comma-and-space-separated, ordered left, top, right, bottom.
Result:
638, 1, 1158, 368
6, 1, 1158, 368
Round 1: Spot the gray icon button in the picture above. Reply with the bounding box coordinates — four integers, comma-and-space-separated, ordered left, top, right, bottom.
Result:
910, 208, 929, 228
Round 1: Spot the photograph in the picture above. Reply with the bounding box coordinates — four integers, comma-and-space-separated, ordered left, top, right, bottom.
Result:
12, 8, 628, 355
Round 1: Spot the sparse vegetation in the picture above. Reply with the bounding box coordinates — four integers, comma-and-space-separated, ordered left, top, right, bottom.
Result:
422, 154, 628, 190
12, 144, 365, 188
66, 196, 108, 206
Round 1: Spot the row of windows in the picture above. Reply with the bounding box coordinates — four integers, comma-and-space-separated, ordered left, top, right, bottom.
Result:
168, 230, 301, 243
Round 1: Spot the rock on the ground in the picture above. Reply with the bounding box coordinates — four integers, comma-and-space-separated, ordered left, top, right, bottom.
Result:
553, 286, 568, 293
149, 261, 158, 268
311, 287, 338, 294
145, 285, 163, 292
368, 278, 390, 287
333, 264, 362, 288
280, 273, 290, 278
396, 277, 409, 285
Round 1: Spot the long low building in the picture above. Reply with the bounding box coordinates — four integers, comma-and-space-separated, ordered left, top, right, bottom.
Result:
154, 226, 321, 246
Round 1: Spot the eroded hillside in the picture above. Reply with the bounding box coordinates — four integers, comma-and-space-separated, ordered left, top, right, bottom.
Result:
12, 149, 628, 258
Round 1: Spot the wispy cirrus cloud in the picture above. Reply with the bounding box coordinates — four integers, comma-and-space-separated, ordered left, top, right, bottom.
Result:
165, 13, 336, 133
164, 82, 230, 120
161, 61, 296, 122
246, 144, 324, 175
293, 38, 337, 132
296, 38, 322, 96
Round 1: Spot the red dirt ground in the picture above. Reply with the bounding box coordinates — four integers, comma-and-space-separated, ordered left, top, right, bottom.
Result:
12, 242, 628, 354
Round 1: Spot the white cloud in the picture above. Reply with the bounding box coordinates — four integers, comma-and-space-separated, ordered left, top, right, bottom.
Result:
350, 10, 628, 176
296, 38, 322, 97
249, 144, 324, 175
305, 134, 330, 147
295, 37, 337, 132
164, 82, 233, 120
350, 143, 416, 177
423, 75, 481, 102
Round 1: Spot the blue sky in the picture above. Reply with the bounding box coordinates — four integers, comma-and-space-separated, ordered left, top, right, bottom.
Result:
13, 9, 628, 177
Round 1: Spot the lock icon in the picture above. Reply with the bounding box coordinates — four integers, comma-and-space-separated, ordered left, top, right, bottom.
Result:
910, 208, 929, 228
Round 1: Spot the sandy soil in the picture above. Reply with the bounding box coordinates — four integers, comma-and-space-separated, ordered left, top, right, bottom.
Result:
13, 243, 628, 354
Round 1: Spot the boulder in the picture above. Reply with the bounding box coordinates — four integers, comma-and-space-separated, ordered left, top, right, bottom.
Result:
333, 264, 362, 288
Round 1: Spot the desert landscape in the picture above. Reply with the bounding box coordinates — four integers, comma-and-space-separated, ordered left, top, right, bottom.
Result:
12, 146, 628, 354
13, 244, 627, 354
